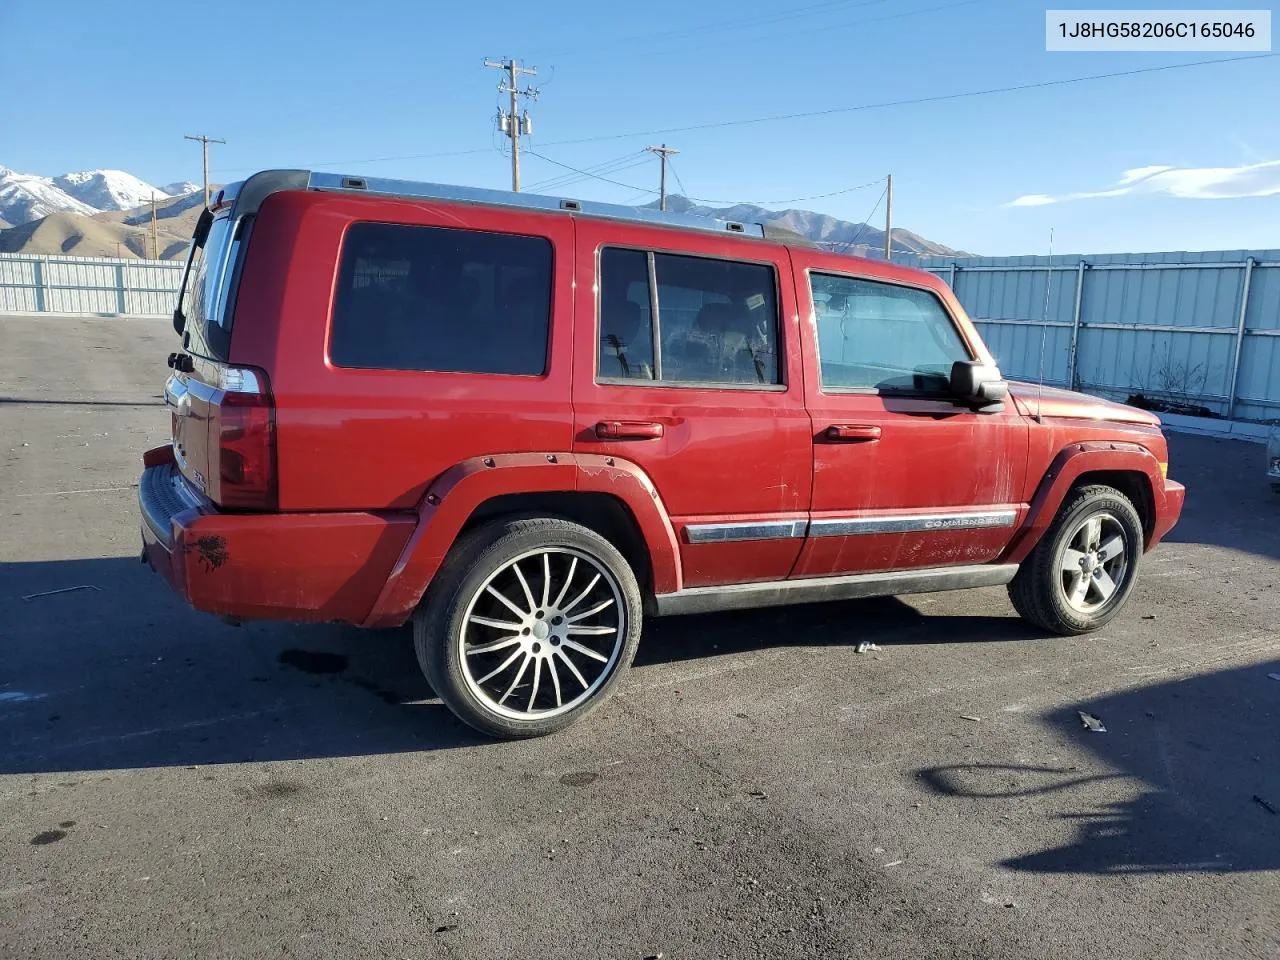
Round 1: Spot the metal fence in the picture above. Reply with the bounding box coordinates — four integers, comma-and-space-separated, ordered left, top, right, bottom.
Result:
0, 252, 183, 317
900, 249, 1280, 423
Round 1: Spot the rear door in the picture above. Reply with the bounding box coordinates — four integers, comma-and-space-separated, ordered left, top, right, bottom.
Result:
791, 258, 1030, 577
571, 221, 812, 588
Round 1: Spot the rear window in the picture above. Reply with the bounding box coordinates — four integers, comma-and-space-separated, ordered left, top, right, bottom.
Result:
329, 222, 553, 375
179, 212, 239, 359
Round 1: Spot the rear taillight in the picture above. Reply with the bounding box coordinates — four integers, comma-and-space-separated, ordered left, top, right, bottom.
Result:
216, 366, 276, 510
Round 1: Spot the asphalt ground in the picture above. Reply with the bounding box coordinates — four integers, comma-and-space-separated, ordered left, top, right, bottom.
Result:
2, 315, 1278, 960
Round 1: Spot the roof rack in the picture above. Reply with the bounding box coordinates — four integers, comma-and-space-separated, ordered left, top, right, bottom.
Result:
305, 171, 766, 238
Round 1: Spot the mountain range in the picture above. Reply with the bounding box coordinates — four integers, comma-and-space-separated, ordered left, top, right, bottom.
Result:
0, 164, 200, 226
0, 164, 208, 259
650, 196, 967, 258
0, 163, 967, 261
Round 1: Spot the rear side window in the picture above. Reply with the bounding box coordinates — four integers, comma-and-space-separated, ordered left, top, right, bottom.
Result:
330, 222, 553, 375
598, 247, 780, 386
810, 273, 970, 393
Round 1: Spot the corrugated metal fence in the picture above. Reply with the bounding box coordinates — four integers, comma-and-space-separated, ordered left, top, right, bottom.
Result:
900, 249, 1280, 423
0, 252, 183, 317
4, 247, 1278, 422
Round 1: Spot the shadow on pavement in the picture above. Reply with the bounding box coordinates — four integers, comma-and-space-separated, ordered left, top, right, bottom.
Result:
1162, 434, 1280, 562
1, 557, 488, 775
915, 657, 1280, 874
637, 594, 1037, 668
3, 555, 1037, 774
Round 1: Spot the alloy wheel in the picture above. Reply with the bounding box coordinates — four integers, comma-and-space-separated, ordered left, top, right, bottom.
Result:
458, 547, 626, 721
1058, 512, 1129, 614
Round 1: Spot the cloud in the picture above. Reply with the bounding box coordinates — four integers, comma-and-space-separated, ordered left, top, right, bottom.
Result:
1009, 194, 1057, 207
1007, 160, 1280, 207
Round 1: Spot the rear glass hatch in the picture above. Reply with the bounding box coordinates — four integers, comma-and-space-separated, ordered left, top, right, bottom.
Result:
167, 194, 272, 508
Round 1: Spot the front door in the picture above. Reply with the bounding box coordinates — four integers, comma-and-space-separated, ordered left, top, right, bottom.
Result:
790, 258, 1030, 578
571, 221, 812, 588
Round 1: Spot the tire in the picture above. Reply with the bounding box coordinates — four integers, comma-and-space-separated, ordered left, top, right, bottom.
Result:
414, 516, 642, 739
1007, 484, 1144, 636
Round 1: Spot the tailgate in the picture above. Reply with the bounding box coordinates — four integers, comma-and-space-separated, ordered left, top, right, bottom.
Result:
164, 370, 218, 496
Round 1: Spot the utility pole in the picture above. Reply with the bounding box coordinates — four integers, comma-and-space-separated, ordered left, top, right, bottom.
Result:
149, 192, 159, 260
645, 144, 679, 211
883, 173, 893, 262
184, 133, 226, 208
484, 58, 538, 191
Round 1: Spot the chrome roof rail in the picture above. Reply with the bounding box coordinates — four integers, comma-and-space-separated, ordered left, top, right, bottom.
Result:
305, 171, 766, 238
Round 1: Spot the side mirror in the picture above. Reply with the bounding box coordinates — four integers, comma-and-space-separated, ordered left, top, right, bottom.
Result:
172, 307, 185, 335
950, 360, 1008, 412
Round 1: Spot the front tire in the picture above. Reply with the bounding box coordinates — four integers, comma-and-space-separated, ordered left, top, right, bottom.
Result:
415, 516, 642, 739
1008, 484, 1143, 636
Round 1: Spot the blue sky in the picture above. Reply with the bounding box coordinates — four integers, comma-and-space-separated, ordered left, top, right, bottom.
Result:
2, 0, 1277, 255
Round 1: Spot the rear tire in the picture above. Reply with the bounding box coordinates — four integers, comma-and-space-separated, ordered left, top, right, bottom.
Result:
415, 516, 642, 739
1008, 484, 1143, 636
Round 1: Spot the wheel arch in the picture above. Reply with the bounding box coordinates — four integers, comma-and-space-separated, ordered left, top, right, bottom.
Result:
1071, 469, 1154, 538
360, 453, 680, 628
459, 491, 654, 596
1002, 442, 1166, 565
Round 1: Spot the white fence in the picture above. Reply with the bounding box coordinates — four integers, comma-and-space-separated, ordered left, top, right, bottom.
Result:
0, 253, 183, 317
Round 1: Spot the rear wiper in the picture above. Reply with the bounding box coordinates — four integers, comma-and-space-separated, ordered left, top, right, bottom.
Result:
172, 207, 214, 336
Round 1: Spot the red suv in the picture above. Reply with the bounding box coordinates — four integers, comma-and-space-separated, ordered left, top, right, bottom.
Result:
140, 170, 1185, 738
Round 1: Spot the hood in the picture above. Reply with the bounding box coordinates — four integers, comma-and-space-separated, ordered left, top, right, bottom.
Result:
1007, 381, 1161, 427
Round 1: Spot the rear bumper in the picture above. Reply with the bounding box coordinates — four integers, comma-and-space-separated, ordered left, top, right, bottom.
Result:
139, 446, 416, 625
1148, 479, 1185, 549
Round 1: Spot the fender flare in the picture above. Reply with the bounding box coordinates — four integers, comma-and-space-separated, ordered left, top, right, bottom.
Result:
1000, 441, 1168, 565
361, 453, 681, 628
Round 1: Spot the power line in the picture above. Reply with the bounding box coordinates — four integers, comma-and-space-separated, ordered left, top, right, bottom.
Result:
667, 157, 689, 200
529, 149, 888, 209
525, 151, 655, 193
837, 185, 888, 253
682, 177, 887, 207
525, 150, 650, 192
533, 53, 1277, 150
213, 52, 1275, 178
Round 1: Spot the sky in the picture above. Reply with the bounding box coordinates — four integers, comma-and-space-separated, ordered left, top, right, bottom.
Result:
2, 0, 1277, 256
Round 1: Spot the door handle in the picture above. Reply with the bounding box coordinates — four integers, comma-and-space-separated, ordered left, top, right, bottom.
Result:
825, 424, 882, 442
595, 420, 664, 441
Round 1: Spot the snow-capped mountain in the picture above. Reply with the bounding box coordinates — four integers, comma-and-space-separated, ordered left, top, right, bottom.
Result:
53, 170, 170, 212
161, 181, 201, 198
0, 165, 99, 223
0, 165, 199, 227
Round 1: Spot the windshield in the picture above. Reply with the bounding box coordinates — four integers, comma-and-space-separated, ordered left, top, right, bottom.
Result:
177, 213, 237, 360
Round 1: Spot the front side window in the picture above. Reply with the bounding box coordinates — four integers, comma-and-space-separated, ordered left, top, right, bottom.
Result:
811, 273, 970, 393
330, 222, 552, 375
598, 247, 780, 386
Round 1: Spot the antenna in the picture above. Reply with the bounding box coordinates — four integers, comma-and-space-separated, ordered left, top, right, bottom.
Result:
1035, 228, 1055, 421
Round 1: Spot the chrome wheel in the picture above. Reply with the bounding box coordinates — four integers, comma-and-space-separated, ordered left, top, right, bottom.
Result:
458, 547, 626, 721
1058, 512, 1129, 614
